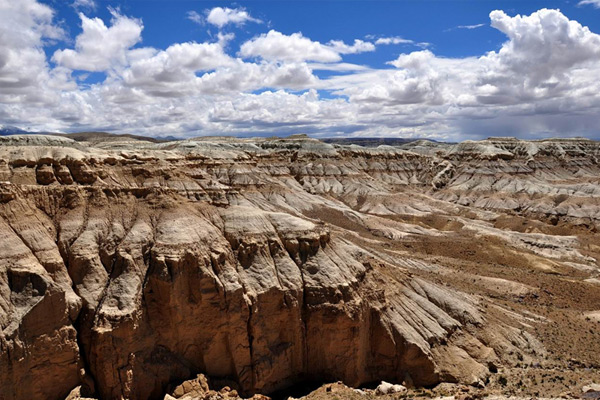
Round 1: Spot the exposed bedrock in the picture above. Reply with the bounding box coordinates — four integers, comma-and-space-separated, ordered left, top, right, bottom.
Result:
2, 135, 597, 399
0, 189, 509, 400
0, 187, 539, 400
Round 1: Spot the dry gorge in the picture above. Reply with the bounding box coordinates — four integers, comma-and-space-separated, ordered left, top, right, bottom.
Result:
1, 134, 600, 400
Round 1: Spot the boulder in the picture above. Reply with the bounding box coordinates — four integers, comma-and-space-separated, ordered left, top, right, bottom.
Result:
376, 381, 407, 395
583, 384, 600, 393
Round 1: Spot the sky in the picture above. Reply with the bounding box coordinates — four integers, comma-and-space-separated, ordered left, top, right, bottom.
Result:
2, 0, 600, 140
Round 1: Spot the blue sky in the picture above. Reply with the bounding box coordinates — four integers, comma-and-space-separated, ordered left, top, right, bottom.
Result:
46, 0, 600, 74
2, 0, 600, 139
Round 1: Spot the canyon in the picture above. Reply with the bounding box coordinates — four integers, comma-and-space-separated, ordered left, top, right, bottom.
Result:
1, 134, 599, 400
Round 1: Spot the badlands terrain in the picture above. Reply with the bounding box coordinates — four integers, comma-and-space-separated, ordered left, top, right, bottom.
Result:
1, 134, 600, 400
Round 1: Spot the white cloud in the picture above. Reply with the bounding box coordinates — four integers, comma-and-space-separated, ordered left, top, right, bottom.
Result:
0, 0, 65, 42
0, 0, 68, 104
264, 63, 318, 89
375, 37, 414, 45
308, 63, 370, 72
387, 50, 436, 69
456, 23, 485, 29
240, 32, 375, 63
379, 8, 600, 109
240, 30, 342, 62
217, 32, 235, 46
322, 8, 600, 137
3, 3, 600, 141
72, 0, 96, 11
578, 0, 600, 8
207, 90, 356, 135
326, 50, 446, 106
121, 41, 236, 96
327, 39, 375, 54
485, 9, 600, 90
193, 61, 318, 95
52, 8, 143, 72
186, 11, 203, 25
204, 7, 261, 28
374, 36, 430, 48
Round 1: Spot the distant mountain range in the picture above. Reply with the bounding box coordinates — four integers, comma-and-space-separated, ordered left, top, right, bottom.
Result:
0, 126, 437, 146
0, 125, 31, 136
0, 126, 179, 143
320, 137, 436, 147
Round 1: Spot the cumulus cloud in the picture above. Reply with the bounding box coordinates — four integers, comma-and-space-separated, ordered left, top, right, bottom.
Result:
192, 61, 318, 95
0, 0, 68, 103
386, 8, 600, 109
240, 31, 376, 63
203, 7, 262, 28
120, 41, 236, 96
484, 9, 600, 94
326, 50, 446, 107
240, 30, 342, 62
322, 8, 600, 137
387, 50, 436, 69
210, 90, 326, 126
52, 8, 143, 72
327, 39, 375, 54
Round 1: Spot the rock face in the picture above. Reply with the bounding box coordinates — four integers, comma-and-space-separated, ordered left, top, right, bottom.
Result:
1, 135, 599, 400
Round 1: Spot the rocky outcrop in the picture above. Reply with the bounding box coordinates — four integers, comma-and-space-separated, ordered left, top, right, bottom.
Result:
0, 135, 598, 400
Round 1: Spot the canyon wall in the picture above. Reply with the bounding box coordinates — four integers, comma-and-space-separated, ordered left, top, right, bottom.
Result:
1, 135, 599, 399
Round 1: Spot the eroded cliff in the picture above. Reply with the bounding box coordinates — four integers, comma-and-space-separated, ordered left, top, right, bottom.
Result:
1, 135, 599, 399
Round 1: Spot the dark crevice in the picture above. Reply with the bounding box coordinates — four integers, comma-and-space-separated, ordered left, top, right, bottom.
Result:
291, 247, 310, 378
73, 308, 99, 397
246, 299, 256, 391
45, 194, 98, 398
51, 213, 98, 398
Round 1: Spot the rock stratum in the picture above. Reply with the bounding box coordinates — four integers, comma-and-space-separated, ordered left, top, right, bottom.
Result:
1, 135, 600, 400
